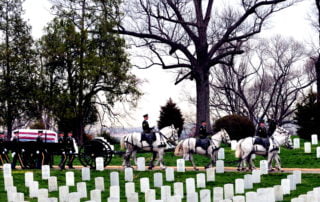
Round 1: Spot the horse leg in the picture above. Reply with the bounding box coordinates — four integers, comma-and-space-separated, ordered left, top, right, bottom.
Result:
148, 152, 157, 170
131, 150, 138, 165
123, 149, 133, 168
249, 154, 256, 170
189, 153, 198, 171
274, 153, 282, 172
267, 152, 274, 171
158, 149, 166, 169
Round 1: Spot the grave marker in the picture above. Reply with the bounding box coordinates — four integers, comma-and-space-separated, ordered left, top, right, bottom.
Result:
82, 167, 90, 181
137, 157, 146, 171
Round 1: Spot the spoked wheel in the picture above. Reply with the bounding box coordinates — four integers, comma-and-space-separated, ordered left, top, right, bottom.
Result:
78, 139, 113, 168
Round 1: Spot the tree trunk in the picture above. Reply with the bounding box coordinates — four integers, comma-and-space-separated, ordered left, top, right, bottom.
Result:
195, 69, 211, 135
316, 54, 320, 103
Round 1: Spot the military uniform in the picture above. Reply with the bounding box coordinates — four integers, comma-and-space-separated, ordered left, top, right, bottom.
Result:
0, 135, 9, 164
35, 135, 45, 169
267, 119, 277, 137
61, 135, 75, 169
11, 135, 25, 169
199, 125, 208, 139
141, 115, 155, 148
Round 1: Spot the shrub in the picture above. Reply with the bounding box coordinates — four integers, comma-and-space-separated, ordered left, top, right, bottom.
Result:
213, 114, 255, 140
294, 93, 320, 140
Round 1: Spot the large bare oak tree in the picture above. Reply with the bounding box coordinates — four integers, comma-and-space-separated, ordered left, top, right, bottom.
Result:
117, 0, 296, 131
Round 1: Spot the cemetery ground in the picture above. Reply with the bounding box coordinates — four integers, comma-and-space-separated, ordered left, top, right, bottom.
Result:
1, 136, 320, 201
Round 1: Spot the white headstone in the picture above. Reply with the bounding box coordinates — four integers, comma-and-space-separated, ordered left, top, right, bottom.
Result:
145, 189, 156, 202
312, 134, 318, 145
213, 187, 223, 202
4, 176, 13, 191
48, 176, 58, 192
165, 167, 175, 182
41, 165, 50, 180
224, 184, 234, 200
256, 188, 268, 202
177, 159, 185, 172
293, 138, 300, 149
77, 182, 87, 199
82, 167, 91, 181
66, 172, 75, 186
206, 168, 215, 182
298, 194, 307, 202
95, 157, 104, 171
216, 160, 224, 173
245, 191, 258, 202
244, 174, 253, 189
196, 173, 206, 188
38, 188, 49, 200
314, 187, 320, 201
90, 189, 101, 202
25, 172, 34, 187
59, 186, 69, 202
281, 179, 290, 195
161, 185, 171, 202
274, 185, 283, 201
126, 192, 138, 202
259, 160, 268, 175
186, 178, 196, 194
232, 195, 245, 202
68, 192, 80, 202
317, 147, 320, 158
14, 192, 24, 202
94, 177, 105, 191
140, 177, 150, 193
29, 181, 39, 198
304, 142, 311, 153
110, 172, 119, 186
307, 191, 316, 202
7, 186, 17, 202
218, 148, 225, 159
125, 167, 133, 182
293, 170, 302, 184
287, 174, 296, 191
3, 163, 11, 177
125, 182, 135, 198
291, 198, 304, 202
137, 157, 146, 171
174, 182, 184, 199
168, 195, 182, 202
235, 179, 244, 194
200, 189, 211, 202
154, 172, 163, 188
186, 192, 198, 202
231, 140, 237, 151
110, 185, 120, 199
252, 170, 261, 183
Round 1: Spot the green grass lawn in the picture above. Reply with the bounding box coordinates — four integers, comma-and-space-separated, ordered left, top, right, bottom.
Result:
0, 169, 319, 202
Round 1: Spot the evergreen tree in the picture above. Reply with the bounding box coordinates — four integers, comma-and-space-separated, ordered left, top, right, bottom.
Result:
158, 98, 184, 136
38, 0, 141, 143
294, 93, 320, 140
0, 0, 37, 139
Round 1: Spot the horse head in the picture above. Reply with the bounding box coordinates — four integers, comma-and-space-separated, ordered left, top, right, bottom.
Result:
160, 125, 179, 145
221, 129, 231, 145
274, 126, 293, 149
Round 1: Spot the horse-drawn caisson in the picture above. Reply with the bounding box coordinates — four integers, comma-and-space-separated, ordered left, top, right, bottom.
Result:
0, 129, 115, 169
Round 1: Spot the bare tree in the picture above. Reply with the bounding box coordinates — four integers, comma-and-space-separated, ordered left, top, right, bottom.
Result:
116, 0, 297, 131
209, 36, 314, 124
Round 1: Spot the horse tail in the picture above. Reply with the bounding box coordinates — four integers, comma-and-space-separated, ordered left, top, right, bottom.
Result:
120, 135, 126, 150
174, 140, 185, 156
235, 139, 243, 158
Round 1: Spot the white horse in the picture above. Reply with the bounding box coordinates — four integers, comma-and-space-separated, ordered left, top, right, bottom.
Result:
235, 126, 293, 171
174, 129, 231, 170
120, 125, 178, 169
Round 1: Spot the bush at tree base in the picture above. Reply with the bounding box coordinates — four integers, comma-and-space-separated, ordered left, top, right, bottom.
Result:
213, 114, 255, 140
294, 93, 320, 141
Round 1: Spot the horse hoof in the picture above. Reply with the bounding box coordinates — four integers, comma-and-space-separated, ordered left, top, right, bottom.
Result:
237, 168, 241, 171
148, 166, 154, 170
194, 168, 199, 171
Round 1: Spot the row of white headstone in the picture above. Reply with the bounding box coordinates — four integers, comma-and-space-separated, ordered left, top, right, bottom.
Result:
291, 187, 320, 202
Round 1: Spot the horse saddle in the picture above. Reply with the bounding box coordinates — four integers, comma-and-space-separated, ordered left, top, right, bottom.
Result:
196, 138, 210, 151
141, 132, 156, 145
253, 137, 270, 150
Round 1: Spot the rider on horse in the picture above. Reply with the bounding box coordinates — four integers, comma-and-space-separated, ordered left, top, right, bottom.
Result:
255, 118, 276, 153
141, 114, 156, 149
197, 121, 212, 151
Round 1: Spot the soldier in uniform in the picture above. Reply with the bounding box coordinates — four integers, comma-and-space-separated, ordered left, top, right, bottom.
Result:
267, 118, 277, 137
142, 114, 155, 148
58, 133, 67, 170
197, 121, 211, 150
0, 133, 9, 164
35, 131, 45, 169
256, 119, 268, 138
11, 131, 25, 169
65, 132, 75, 169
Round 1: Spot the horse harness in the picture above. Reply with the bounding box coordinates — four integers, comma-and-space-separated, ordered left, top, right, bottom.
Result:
124, 132, 167, 149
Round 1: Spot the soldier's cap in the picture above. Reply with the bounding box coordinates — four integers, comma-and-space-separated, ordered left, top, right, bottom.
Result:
143, 114, 148, 117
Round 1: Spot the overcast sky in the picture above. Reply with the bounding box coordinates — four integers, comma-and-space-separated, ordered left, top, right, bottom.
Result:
22, 0, 315, 128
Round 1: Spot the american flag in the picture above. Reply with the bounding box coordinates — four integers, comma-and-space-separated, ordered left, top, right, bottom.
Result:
11, 129, 58, 143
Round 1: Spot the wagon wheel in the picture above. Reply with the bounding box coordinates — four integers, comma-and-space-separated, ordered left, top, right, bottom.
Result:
78, 139, 113, 168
